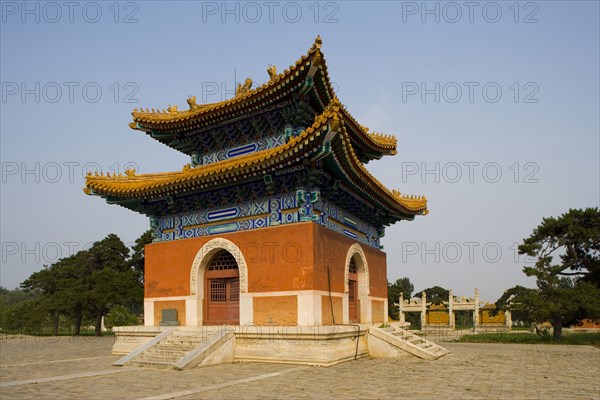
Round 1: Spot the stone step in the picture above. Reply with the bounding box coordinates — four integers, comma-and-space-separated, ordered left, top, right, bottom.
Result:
156, 343, 199, 351
143, 349, 190, 357
392, 332, 415, 340
171, 330, 202, 336
159, 339, 202, 345
373, 326, 449, 360
124, 329, 230, 369
163, 335, 200, 341
128, 360, 174, 369
136, 354, 182, 363
169, 331, 207, 339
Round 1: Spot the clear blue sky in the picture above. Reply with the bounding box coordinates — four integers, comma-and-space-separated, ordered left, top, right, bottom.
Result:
1, 1, 599, 302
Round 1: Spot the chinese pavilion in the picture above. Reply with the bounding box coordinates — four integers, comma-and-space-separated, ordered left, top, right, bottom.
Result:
84, 36, 427, 329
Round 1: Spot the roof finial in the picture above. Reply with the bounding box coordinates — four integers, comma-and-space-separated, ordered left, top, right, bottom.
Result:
315, 35, 322, 49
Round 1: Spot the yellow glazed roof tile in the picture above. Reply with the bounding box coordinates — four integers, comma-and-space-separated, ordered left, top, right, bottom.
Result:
131, 36, 327, 125
129, 37, 397, 157
85, 106, 426, 215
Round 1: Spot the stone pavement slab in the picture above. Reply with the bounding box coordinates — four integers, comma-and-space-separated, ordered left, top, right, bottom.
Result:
0, 336, 598, 399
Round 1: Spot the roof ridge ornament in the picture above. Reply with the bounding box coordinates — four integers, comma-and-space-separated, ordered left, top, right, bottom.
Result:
392, 190, 428, 212
187, 95, 197, 109
267, 65, 277, 81
236, 78, 253, 97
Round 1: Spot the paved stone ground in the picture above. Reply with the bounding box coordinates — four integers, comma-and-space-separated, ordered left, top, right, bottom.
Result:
0, 335, 598, 399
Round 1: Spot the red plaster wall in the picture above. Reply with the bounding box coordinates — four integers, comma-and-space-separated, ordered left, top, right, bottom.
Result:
144, 222, 388, 301
311, 224, 388, 298
145, 222, 316, 298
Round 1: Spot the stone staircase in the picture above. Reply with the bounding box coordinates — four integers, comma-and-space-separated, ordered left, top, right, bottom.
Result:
368, 325, 449, 360
115, 328, 235, 370
127, 330, 204, 368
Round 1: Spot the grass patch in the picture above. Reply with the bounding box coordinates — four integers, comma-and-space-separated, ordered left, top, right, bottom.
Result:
456, 332, 600, 347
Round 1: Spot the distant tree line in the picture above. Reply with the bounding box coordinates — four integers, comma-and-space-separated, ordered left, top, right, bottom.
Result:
0, 230, 152, 336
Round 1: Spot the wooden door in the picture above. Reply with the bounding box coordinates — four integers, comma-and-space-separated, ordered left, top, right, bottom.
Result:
348, 257, 359, 323
348, 279, 358, 323
204, 251, 240, 325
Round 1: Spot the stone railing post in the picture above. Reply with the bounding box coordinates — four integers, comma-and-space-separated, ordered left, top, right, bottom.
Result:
399, 293, 405, 325
448, 289, 454, 330
421, 291, 427, 330
474, 288, 480, 328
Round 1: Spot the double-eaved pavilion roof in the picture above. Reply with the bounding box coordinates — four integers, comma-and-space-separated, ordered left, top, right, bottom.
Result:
85, 36, 427, 222
128, 36, 397, 163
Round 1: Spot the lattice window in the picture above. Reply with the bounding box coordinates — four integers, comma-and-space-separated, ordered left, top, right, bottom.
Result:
207, 251, 239, 271
349, 257, 357, 274
348, 280, 356, 302
210, 280, 227, 302
230, 280, 240, 301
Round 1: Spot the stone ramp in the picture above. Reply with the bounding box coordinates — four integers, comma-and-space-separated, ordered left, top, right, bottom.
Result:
368, 326, 449, 360
114, 328, 234, 370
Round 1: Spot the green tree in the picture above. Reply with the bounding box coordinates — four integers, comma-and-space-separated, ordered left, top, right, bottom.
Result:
498, 208, 600, 341
387, 277, 414, 320
418, 286, 449, 304
0, 286, 41, 333
104, 305, 140, 330
22, 252, 96, 336
0, 287, 35, 305
10, 231, 149, 336
82, 234, 143, 336
21, 262, 70, 335
62, 251, 93, 335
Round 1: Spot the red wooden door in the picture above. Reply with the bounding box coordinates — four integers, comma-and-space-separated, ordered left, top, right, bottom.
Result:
348, 257, 359, 323
348, 278, 358, 323
204, 251, 240, 325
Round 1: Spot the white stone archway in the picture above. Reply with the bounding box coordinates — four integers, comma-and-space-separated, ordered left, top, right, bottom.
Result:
187, 238, 249, 326
344, 243, 370, 323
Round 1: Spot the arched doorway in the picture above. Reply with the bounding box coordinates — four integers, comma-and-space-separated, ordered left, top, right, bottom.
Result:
345, 243, 370, 323
204, 250, 240, 325
189, 238, 248, 326
348, 256, 359, 323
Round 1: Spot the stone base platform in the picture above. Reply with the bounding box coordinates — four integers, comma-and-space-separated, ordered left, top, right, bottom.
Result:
113, 325, 369, 367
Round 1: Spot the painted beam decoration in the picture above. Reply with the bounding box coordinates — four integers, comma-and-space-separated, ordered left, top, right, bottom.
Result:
84, 36, 428, 249
150, 190, 381, 248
